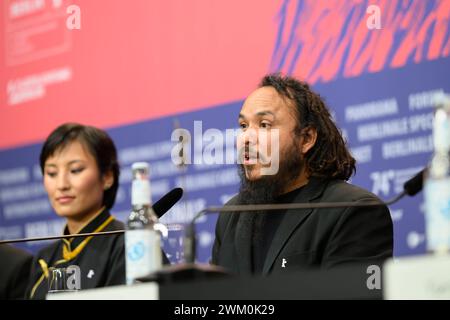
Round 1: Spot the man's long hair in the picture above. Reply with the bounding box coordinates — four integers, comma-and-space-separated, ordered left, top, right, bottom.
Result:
260, 74, 356, 181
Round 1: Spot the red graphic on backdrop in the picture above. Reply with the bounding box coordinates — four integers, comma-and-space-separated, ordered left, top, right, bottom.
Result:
1, 1, 448, 150
271, 0, 450, 83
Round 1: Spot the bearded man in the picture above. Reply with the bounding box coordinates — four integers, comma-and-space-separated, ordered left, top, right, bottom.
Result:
211, 74, 393, 275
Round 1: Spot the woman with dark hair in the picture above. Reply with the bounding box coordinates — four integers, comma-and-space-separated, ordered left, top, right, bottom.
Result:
27, 123, 125, 299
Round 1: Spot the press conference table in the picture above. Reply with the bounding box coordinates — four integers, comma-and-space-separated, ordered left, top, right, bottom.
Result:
46, 254, 450, 300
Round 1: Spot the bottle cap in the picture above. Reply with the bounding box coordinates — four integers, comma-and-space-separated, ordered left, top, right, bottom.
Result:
131, 162, 152, 206
132, 162, 150, 171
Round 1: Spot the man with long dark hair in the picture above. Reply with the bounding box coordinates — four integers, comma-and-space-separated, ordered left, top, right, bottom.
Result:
211, 74, 393, 275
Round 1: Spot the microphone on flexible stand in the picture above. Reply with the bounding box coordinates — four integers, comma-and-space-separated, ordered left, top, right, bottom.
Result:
135, 169, 425, 283
182, 168, 425, 264
0, 187, 184, 245
132, 168, 425, 284
402, 168, 425, 197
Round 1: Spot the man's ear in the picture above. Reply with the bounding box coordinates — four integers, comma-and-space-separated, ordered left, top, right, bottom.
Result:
299, 127, 317, 155
103, 170, 114, 190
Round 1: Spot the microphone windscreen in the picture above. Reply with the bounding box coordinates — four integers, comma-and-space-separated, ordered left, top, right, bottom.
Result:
403, 169, 424, 196
153, 188, 183, 218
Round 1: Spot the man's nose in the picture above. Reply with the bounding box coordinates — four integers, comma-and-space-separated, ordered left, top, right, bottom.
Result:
240, 127, 258, 146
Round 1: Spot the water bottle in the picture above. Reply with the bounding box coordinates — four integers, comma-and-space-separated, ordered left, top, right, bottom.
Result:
125, 162, 162, 284
424, 94, 450, 253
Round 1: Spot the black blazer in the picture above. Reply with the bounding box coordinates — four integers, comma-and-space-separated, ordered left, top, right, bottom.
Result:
26, 210, 126, 300
0, 244, 33, 299
211, 177, 393, 275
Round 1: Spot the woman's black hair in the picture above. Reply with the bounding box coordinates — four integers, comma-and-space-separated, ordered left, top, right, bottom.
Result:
40, 123, 120, 209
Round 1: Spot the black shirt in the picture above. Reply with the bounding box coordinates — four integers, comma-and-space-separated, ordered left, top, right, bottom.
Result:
251, 186, 306, 274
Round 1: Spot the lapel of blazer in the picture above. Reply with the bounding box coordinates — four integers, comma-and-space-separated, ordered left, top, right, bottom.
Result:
262, 177, 329, 275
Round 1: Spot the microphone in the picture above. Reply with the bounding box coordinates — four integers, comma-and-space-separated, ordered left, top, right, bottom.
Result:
153, 187, 183, 218
0, 187, 183, 245
403, 168, 424, 196
184, 168, 426, 263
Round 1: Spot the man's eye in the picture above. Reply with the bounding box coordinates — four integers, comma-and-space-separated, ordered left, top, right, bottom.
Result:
239, 123, 248, 129
260, 122, 272, 128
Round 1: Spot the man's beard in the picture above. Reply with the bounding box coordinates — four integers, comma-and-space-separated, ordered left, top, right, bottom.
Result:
236, 139, 305, 241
